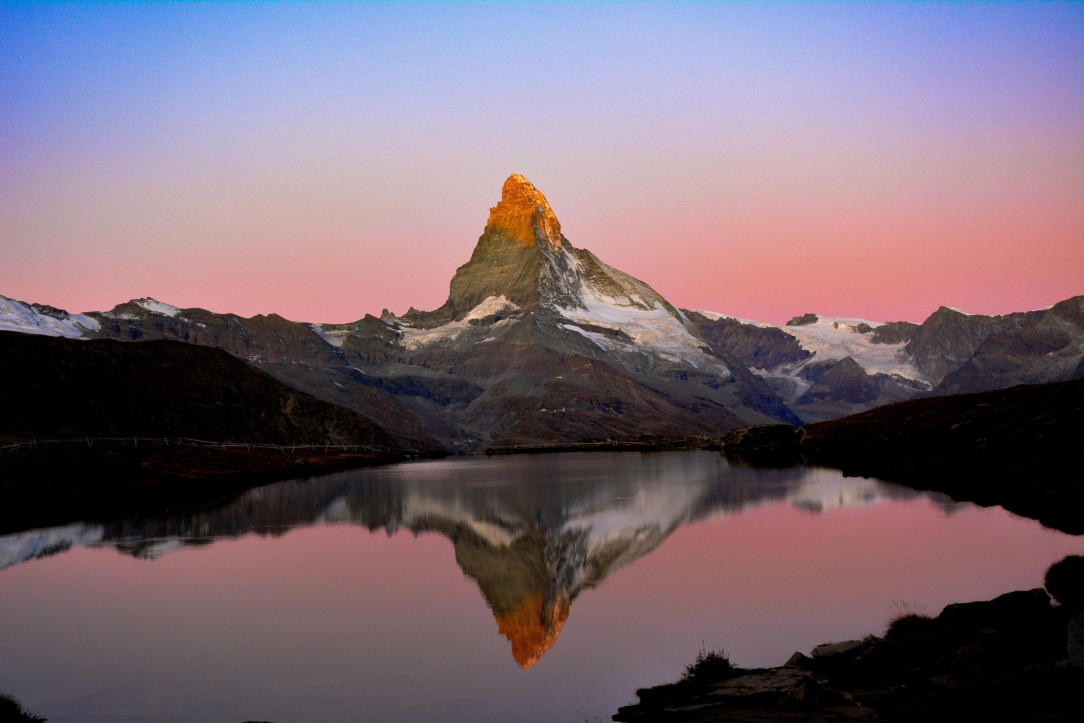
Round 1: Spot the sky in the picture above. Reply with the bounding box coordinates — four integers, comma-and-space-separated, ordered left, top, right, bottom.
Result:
2, 1, 1081, 325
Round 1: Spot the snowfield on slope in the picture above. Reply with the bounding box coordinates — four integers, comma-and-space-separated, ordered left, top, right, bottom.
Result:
555, 255, 730, 375
133, 298, 182, 318
693, 309, 929, 384
0, 295, 99, 338
397, 296, 520, 350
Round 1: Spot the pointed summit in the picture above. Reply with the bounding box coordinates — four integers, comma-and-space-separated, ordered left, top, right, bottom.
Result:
485, 174, 563, 251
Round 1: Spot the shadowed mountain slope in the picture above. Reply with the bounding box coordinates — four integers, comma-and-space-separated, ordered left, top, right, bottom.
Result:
0, 330, 396, 448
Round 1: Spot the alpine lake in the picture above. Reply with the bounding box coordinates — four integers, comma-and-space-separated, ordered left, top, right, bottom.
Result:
2, 451, 1081, 722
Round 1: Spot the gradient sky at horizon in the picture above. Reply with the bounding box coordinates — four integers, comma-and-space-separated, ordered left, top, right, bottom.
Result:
2, 2, 1081, 325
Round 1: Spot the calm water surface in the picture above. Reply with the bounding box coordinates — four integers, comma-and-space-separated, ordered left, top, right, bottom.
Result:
1, 451, 1081, 722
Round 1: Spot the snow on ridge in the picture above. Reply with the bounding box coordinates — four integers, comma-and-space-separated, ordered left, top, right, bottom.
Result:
775, 315, 927, 382
463, 295, 519, 321
558, 293, 718, 369
399, 295, 518, 350
555, 255, 727, 372
688, 309, 771, 326
0, 294, 97, 338
687, 309, 925, 379
309, 324, 349, 348
134, 298, 182, 317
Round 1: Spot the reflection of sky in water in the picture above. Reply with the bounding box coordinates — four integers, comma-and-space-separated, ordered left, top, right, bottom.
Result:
1, 451, 1081, 722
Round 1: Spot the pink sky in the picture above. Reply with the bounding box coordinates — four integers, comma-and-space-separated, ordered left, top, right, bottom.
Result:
2, 3, 1081, 325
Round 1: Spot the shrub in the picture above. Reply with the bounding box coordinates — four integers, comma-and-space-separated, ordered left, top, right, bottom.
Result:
885, 599, 934, 640
1045, 555, 1084, 612
0, 692, 46, 722
681, 642, 732, 683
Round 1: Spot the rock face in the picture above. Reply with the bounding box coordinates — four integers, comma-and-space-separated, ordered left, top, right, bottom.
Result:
906, 305, 1040, 381
931, 297, 1084, 396
486, 173, 563, 251
685, 311, 811, 370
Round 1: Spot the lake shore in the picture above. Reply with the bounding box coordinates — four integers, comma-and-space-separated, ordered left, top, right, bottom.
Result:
615, 587, 1082, 722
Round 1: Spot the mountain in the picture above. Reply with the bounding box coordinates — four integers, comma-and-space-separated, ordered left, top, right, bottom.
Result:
338, 173, 801, 447
2, 174, 1080, 444
684, 297, 1084, 422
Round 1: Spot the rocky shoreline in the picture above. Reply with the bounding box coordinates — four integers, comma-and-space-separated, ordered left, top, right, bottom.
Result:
615, 587, 1082, 722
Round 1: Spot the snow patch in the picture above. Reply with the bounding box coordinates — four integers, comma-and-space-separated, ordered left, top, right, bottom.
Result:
687, 309, 767, 326
399, 296, 519, 350
776, 315, 925, 381
309, 324, 349, 348
134, 298, 182, 318
463, 295, 519, 322
695, 306, 929, 385
0, 295, 97, 338
555, 255, 729, 375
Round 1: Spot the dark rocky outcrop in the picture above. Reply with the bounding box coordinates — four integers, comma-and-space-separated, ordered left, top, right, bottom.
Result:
0, 331, 404, 529
616, 588, 1081, 722
796, 357, 881, 405
786, 313, 818, 326
685, 311, 811, 369
869, 320, 920, 345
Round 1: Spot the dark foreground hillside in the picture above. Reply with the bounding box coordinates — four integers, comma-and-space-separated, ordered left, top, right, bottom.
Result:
0, 331, 402, 531
724, 376, 1084, 534
0, 330, 397, 446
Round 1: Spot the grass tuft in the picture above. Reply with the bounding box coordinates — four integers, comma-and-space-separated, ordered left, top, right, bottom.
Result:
0, 692, 46, 722
681, 642, 732, 683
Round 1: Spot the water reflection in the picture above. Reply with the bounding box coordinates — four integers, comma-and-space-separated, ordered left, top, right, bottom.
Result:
0, 452, 953, 667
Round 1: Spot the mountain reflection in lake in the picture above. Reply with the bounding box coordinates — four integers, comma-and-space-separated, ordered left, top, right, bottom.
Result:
1, 451, 1081, 722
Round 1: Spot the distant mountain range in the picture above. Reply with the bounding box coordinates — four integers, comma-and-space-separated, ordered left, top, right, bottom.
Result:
2, 173, 1081, 451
